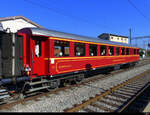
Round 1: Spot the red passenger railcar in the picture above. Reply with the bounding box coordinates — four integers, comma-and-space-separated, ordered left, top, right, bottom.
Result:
18, 28, 139, 83
0, 27, 140, 95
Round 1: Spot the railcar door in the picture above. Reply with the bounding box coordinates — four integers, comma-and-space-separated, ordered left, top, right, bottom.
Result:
31, 36, 49, 76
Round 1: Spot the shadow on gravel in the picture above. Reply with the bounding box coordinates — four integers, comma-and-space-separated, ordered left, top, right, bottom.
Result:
85, 66, 114, 78
82, 83, 107, 92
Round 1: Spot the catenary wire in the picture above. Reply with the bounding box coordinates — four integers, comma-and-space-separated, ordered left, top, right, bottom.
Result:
128, 0, 150, 23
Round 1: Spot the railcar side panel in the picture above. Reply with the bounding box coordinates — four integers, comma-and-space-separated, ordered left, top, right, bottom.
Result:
49, 55, 139, 75
18, 28, 140, 80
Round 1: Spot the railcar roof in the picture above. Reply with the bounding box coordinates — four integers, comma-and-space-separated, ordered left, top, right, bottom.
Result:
27, 27, 137, 48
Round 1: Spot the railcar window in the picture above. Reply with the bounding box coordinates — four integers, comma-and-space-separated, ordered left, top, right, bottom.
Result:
54, 40, 70, 57
109, 46, 114, 56
100, 45, 107, 56
35, 40, 42, 57
137, 49, 139, 55
74, 43, 85, 56
126, 48, 129, 55
89, 44, 97, 56
134, 49, 136, 55
121, 47, 125, 55
116, 47, 120, 55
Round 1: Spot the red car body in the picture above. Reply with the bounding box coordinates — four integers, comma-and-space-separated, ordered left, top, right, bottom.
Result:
18, 28, 139, 80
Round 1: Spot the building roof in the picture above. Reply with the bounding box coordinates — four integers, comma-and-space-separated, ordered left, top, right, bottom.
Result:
19, 27, 138, 48
98, 33, 128, 38
0, 16, 43, 28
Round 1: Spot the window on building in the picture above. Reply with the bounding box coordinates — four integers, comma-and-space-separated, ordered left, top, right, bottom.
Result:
121, 47, 125, 55
134, 49, 136, 55
54, 40, 70, 57
75, 43, 85, 56
35, 40, 42, 57
109, 46, 114, 56
116, 47, 120, 55
126, 48, 129, 55
89, 44, 97, 56
100, 45, 107, 56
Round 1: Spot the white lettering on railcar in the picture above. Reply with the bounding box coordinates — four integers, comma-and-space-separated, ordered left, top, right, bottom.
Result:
51, 58, 55, 64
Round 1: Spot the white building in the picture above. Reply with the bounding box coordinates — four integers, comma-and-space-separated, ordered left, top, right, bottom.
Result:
98, 33, 129, 44
0, 16, 43, 33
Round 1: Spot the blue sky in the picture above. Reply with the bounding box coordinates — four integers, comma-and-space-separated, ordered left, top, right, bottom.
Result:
1, 0, 150, 48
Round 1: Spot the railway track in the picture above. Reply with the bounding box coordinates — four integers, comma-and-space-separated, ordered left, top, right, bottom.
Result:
64, 68, 150, 112
122, 83, 150, 112
0, 58, 150, 111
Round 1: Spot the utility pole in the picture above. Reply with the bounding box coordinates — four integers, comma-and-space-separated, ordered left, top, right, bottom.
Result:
129, 28, 132, 44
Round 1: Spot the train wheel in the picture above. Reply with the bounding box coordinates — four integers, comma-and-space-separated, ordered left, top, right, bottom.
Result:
46, 80, 60, 91
9, 92, 24, 102
75, 74, 85, 83
59, 79, 67, 88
